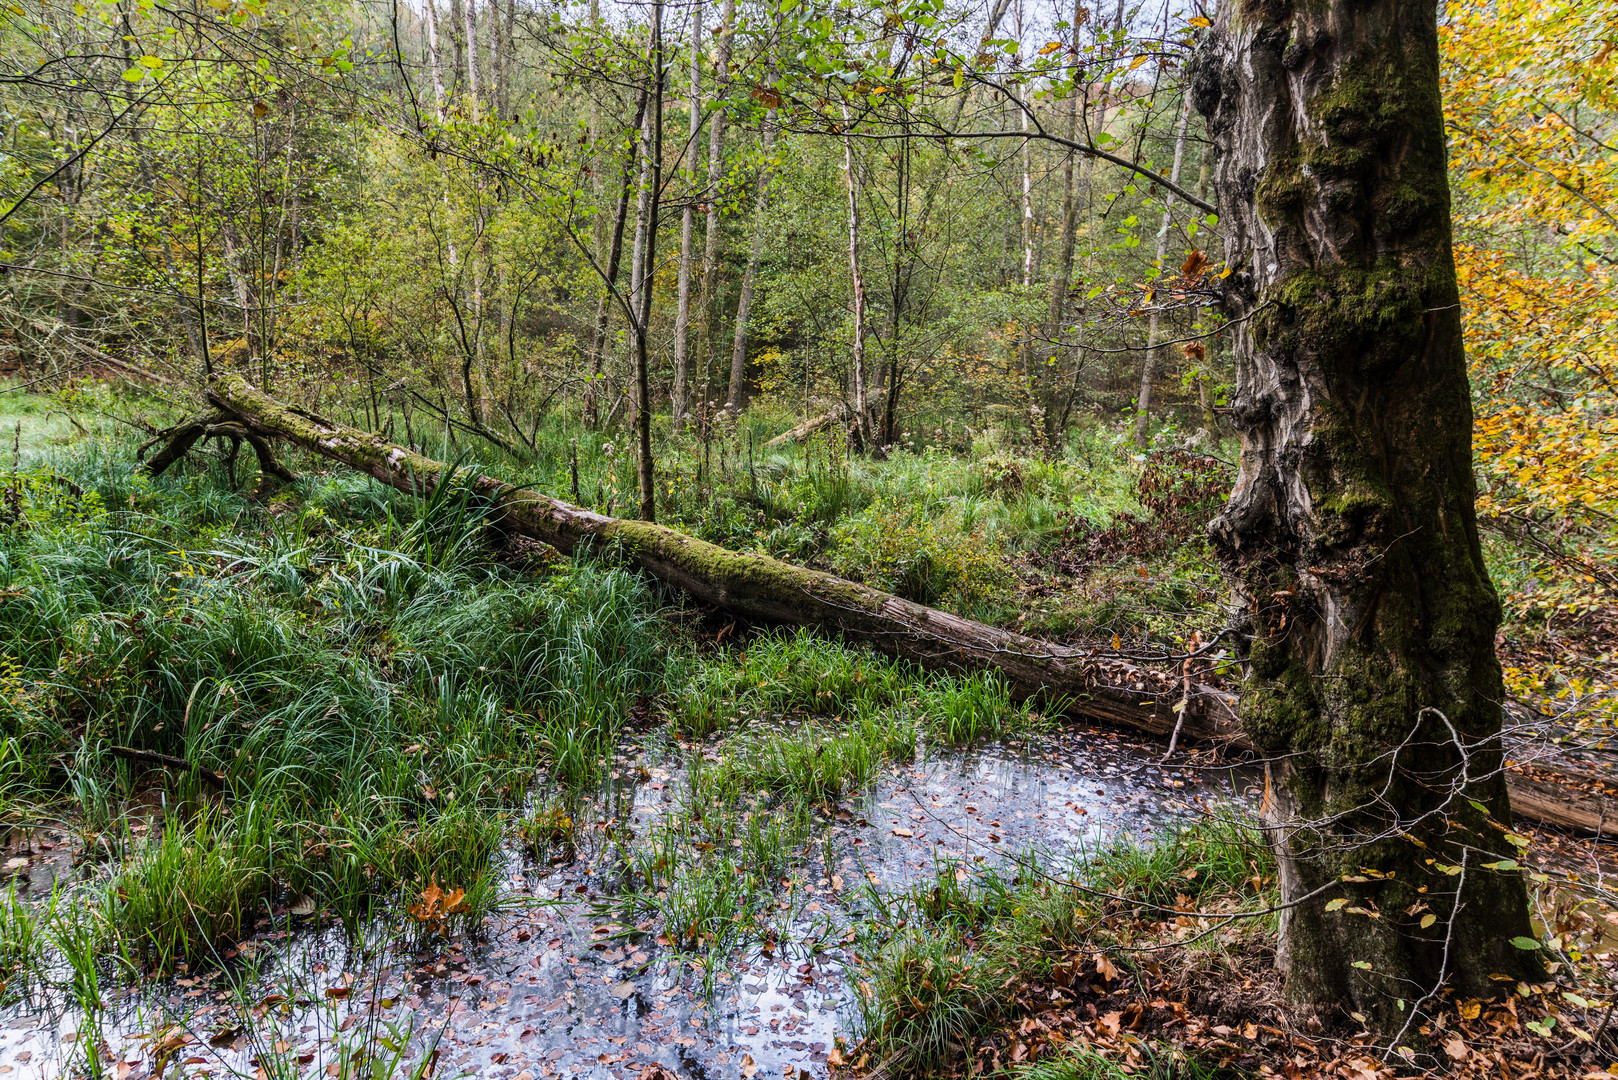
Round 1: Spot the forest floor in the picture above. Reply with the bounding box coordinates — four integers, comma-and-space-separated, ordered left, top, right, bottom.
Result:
0, 385, 1614, 1079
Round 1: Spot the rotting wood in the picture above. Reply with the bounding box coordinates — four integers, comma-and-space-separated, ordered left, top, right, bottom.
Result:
147, 374, 1618, 837
108, 746, 229, 789
764, 405, 848, 449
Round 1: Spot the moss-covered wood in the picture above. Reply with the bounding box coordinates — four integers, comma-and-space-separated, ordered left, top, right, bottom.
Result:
1194, 0, 1538, 1033
203, 373, 1238, 737
152, 376, 1612, 844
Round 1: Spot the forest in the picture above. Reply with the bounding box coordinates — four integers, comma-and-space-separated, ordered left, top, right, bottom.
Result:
0, 0, 1615, 1076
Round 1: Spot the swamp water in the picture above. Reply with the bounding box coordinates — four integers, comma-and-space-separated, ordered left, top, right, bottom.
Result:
0, 724, 1243, 1080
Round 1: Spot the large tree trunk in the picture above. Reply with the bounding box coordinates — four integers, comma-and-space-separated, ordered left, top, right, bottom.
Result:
1193, 0, 1538, 1033
179, 374, 1615, 841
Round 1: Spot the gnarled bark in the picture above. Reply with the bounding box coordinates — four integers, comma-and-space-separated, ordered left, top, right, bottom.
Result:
1194, 0, 1537, 1029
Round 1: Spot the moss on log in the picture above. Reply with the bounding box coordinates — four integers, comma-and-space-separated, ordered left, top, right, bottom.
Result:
195, 373, 1612, 836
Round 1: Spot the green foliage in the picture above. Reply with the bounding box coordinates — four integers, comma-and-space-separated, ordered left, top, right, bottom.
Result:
830, 497, 1011, 606
104, 807, 272, 971
0, 435, 668, 963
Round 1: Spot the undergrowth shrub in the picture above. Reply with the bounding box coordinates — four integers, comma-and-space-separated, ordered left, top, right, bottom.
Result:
830, 499, 1011, 606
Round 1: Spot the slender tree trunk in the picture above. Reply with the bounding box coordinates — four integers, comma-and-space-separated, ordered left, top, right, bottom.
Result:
726, 122, 770, 414
1194, 0, 1538, 1032
1042, 0, 1084, 447
1016, 0, 1032, 291
630, 2, 665, 521
672, 0, 703, 427
463, 0, 481, 111
585, 89, 649, 429
696, 0, 737, 410
447, 0, 467, 95
840, 106, 872, 447
424, 0, 447, 114
503, 0, 516, 121
1132, 95, 1191, 448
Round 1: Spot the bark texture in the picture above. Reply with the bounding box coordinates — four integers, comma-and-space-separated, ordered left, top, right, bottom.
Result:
1193, 0, 1537, 1028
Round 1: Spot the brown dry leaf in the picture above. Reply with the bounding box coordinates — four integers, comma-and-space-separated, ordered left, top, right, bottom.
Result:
637, 1065, 679, 1080
408, 881, 445, 922
1098, 1011, 1122, 1036
1443, 1037, 1468, 1062
891, 827, 913, 838
1096, 954, 1120, 982
826, 1046, 844, 1068
741, 1053, 758, 1079
1459, 999, 1482, 1021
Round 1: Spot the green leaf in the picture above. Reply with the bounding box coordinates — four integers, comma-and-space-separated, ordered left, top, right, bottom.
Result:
138, 54, 163, 68
1510, 936, 1542, 950
1420, 913, 1437, 929
122, 67, 147, 82
1325, 898, 1347, 911
1351, 960, 1372, 970
1482, 859, 1519, 870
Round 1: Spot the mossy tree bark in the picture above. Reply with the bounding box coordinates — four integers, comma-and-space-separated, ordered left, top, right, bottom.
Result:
1192, 0, 1538, 1033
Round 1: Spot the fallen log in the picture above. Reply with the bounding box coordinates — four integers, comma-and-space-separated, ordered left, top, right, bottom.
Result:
764, 405, 848, 449
107, 746, 229, 789
176, 374, 1615, 837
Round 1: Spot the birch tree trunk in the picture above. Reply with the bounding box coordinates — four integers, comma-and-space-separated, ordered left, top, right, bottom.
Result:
1131, 95, 1191, 448
463, 0, 481, 111
424, 0, 447, 115
840, 106, 872, 447
447, 0, 467, 96
672, 0, 703, 427
1042, 0, 1084, 446
1193, 0, 1539, 1031
696, 0, 737, 412
503, 0, 516, 121
630, 1, 665, 521
585, 89, 648, 429
1016, 0, 1032, 291
726, 122, 770, 414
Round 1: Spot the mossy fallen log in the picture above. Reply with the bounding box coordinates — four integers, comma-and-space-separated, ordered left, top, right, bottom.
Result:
190, 373, 1615, 836
764, 405, 848, 449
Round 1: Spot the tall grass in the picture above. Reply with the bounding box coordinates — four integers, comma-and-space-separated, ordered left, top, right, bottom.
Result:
0, 435, 670, 968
